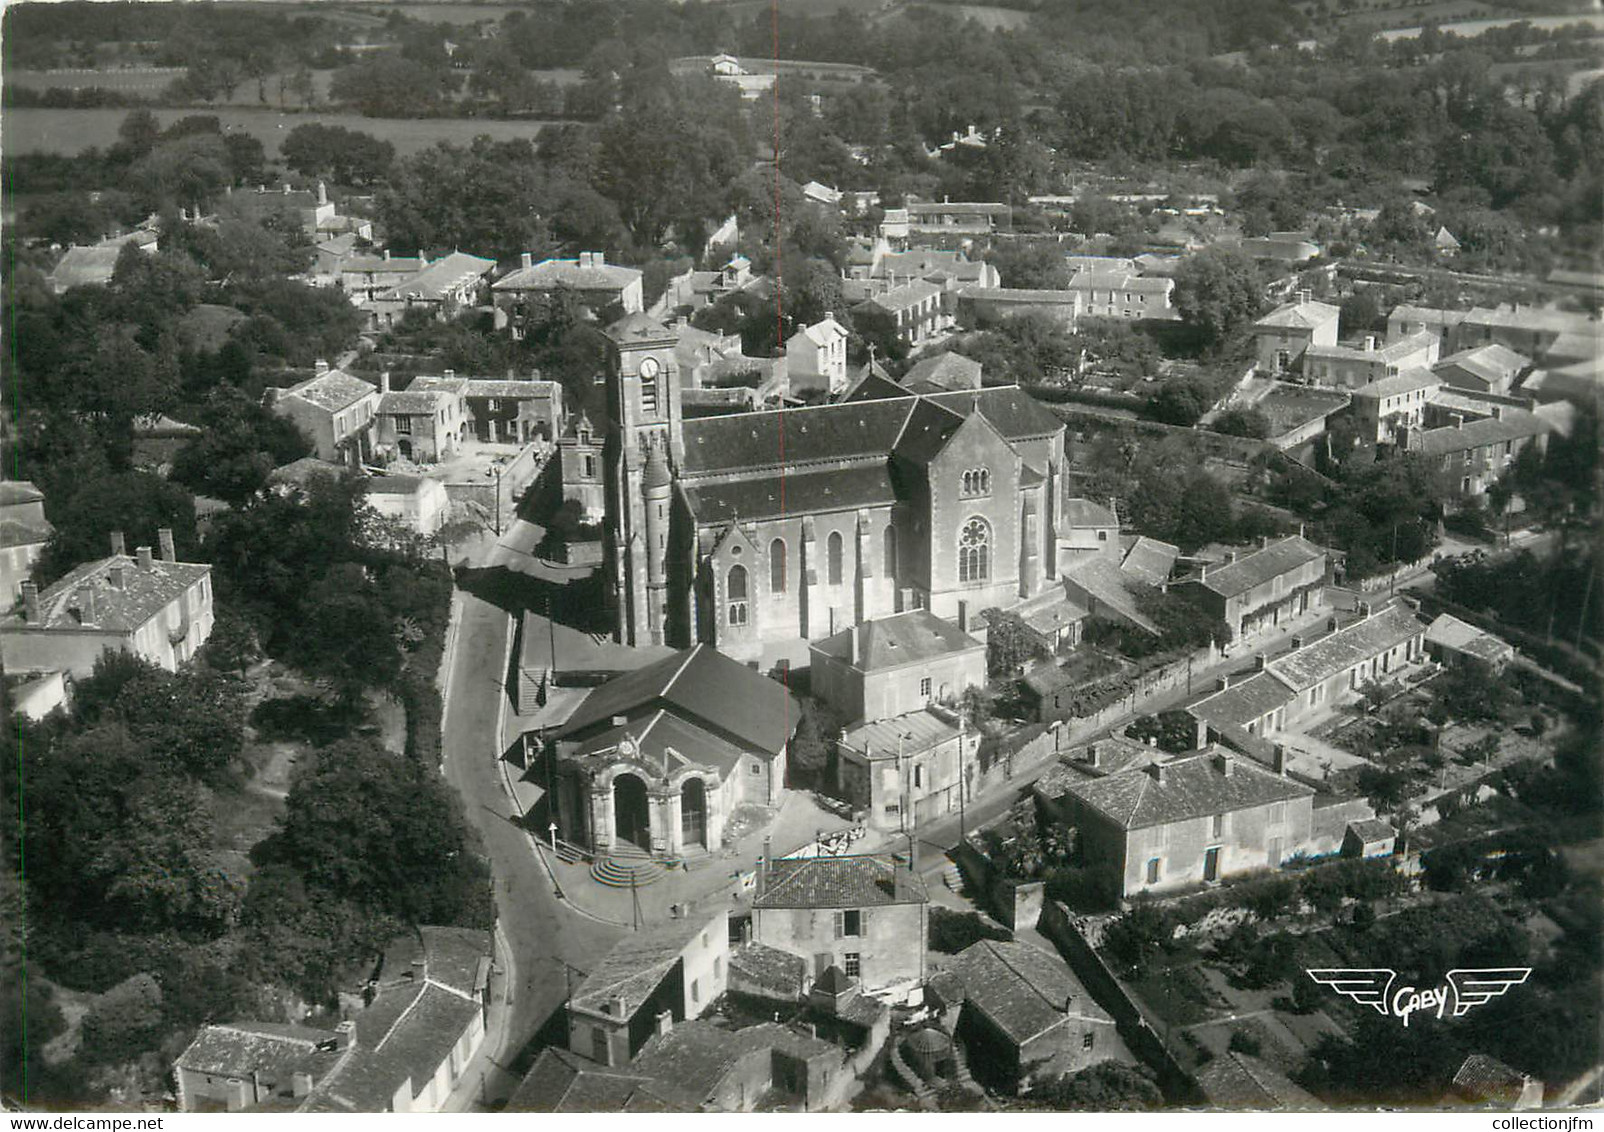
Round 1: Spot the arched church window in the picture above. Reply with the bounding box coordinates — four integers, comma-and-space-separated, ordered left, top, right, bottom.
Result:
958, 517, 990, 584
827, 531, 844, 586
770, 539, 786, 594
727, 564, 748, 626
962, 468, 990, 497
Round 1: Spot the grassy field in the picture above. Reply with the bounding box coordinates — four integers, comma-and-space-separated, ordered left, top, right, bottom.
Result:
2, 105, 563, 157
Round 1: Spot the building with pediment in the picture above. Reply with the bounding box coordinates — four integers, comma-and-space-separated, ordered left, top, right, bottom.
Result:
596, 315, 1067, 667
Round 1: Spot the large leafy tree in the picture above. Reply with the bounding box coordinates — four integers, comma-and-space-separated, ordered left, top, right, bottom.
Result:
1172, 246, 1264, 349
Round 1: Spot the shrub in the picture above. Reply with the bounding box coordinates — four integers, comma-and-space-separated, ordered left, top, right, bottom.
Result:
1228, 1029, 1263, 1055
929, 907, 1013, 954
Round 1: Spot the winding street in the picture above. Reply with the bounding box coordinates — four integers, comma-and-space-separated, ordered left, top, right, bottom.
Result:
440, 519, 624, 1108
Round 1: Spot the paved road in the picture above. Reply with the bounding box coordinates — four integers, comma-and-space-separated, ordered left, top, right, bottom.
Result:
441, 519, 624, 1108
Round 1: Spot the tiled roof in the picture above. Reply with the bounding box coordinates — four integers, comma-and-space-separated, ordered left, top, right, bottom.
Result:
1306, 330, 1436, 365
1063, 498, 1117, 528
410, 375, 558, 401
1453, 1053, 1532, 1104
569, 708, 751, 778
571, 914, 718, 1018
1347, 818, 1396, 844
1068, 271, 1172, 294
902, 352, 984, 391
8, 554, 209, 635
1435, 344, 1530, 385
417, 926, 493, 999
48, 245, 123, 289
364, 475, 425, 494
282, 370, 377, 412
1121, 536, 1178, 585
1415, 409, 1551, 457
840, 369, 910, 403
1462, 304, 1596, 334
1390, 304, 1465, 329
1352, 366, 1441, 400
629, 1020, 833, 1109
378, 389, 453, 415
1188, 672, 1293, 731
1034, 737, 1158, 797
1198, 536, 1325, 598
1267, 602, 1424, 691
942, 939, 1111, 1046
343, 255, 424, 275
1425, 613, 1511, 661
301, 984, 479, 1112
863, 278, 943, 313
755, 854, 928, 909
558, 644, 799, 754
1063, 749, 1312, 831
793, 316, 847, 346
492, 257, 641, 292
729, 941, 808, 998
507, 1047, 670, 1112
960, 286, 1080, 305
1013, 587, 1090, 637
373, 252, 495, 303
176, 1022, 342, 1081
812, 609, 982, 671
1198, 1052, 1327, 1110
841, 707, 961, 759
1064, 554, 1158, 634
1255, 300, 1340, 331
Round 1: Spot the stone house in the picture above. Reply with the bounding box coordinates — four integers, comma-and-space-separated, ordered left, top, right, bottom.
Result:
373, 373, 468, 464
1177, 534, 1327, 643
557, 410, 606, 523
1253, 293, 1341, 375
855, 279, 948, 349
0, 481, 53, 607
268, 367, 379, 466
1408, 409, 1551, 503
493, 251, 644, 324
1303, 329, 1440, 389
809, 609, 986, 724
836, 705, 979, 831
1, 530, 213, 679
363, 475, 452, 536
566, 911, 728, 1068
409, 373, 565, 445
1433, 344, 1530, 397
940, 938, 1117, 1088
1266, 600, 1427, 728
1347, 367, 1442, 444
366, 252, 497, 328
1067, 272, 1177, 321
1424, 612, 1514, 671
1052, 748, 1317, 897
752, 854, 928, 996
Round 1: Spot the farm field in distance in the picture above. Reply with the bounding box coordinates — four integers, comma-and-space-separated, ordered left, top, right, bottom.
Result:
0, 105, 562, 157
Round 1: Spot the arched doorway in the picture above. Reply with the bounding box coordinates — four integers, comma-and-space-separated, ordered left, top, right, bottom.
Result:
680, 778, 707, 850
398, 439, 414, 461
613, 773, 650, 850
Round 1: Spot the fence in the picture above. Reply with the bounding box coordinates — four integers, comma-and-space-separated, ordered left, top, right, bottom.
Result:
1036, 899, 1206, 1106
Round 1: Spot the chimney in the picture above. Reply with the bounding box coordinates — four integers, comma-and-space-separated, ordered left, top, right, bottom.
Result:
1491, 405, 1502, 421
384, 249, 391, 261
1272, 744, 1288, 776
1198, 563, 1208, 583
380, 371, 392, 395
108, 565, 126, 590
110, 530, 127, 557
444, 369, 455, 379
1146, 736, 1157, 748
1291, 635, 1304, 650
593, 251, 605, 266
1217, 752, 1234, 777
1194, 716, 1209, 750
1357, 601, 1371, 617
1149, 763, 1167, 786
851, 623, 861, 664
283, 182, 291, 195
1364, 336, 1376, 353
21, 582, 40, 625
137, 546, 155, 571
1452, 413, 1464, 429
655, 1010, 673, 1038
315, 358, 330, 374
521, 251, 532, 270
1298, 522, 1305, 538
335, 1020, 356, 1050
611, 714, 629, 726
1255, 654, 1267, 672
1299, 289, 1312, 305
759, 837, 772, 897
291, 1072, 314, 1099
158, 528, 176, 562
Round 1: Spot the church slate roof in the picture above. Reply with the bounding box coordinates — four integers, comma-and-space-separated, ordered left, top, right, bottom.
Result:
568, 708, 751, 777
902, 352, 983, 391
892, 398, 968, 464
681, 465, 896, 524
680, 399, 915, 474
928, 387, 1063, 439
558, 644, 799, 754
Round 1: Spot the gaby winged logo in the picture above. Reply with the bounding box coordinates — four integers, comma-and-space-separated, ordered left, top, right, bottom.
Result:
1306, 968, 1531, 1026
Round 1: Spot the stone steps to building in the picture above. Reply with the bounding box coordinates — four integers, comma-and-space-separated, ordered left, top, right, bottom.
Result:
942, 864, 963, 891
552, 838, 587, 865
590, 856, 668, 888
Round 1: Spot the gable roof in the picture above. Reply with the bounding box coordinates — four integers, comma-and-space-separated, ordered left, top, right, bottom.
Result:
1435, 344, 1530, 385
1352, 366, 1441, 401
902, 352, 983, 392
682, 465, 896, 525
841, 707, 962, 759
571, 913, 720, 1019
48, 245, 124, 290
1064, 554, 1158, 634
1188, 671, 1294, 732
1198, 536, 1324, 598
755, 854, 927, 909
1255, 300, 1340, 331
1063, 749, 1312, 831
1120, 536, 1179, 585
7, 554, 210, 636
1063, 498, 1117, 529
507, 1047, 670, 1113
1198, 1051, 1327, 1110
1424, 613, 1512, 662
282, 370, 377, 413
1415, 409, 1551, 457
492, 257, 641, 292
943, 939, 1111, 1047
557, 644, 798, 754
863, 277, 943, 314
300, 984, 479, 1112
1267, 602, 1424, 691
373, 252, 496, 303
811, 608, 982, 671
176, 1022, 343, 1083
892, 397, 969, 464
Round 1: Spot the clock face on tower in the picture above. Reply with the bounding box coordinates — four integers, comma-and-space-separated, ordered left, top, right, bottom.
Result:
639, 356, 661, 380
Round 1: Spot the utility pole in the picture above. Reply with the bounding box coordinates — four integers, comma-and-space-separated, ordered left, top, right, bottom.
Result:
492, 464, 504, 537
1576, 564, 1595, 653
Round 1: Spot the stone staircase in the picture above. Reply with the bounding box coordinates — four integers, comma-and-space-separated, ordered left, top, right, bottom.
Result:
590, 855, 669, 888
942, 863, 963, 892
888, 1040, 938, 1111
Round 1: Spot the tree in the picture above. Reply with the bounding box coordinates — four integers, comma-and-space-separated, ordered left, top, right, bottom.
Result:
1210, 407, 1270, 439
1146, 375, 1214, 426
1127, 711, 1199, 754
280, 124, 396, 187
788, 695, 844, 789
266, 737, 491, 926
986, 241, 1071, 291
1104, 898, 1173, 976
33, 471, 197, 587
1172, 247, 1264, 349
282, 568, 404, 703
1033, 1062, 1163, 1111
984, 609, 1045, 675
1339, 291, 1383, 337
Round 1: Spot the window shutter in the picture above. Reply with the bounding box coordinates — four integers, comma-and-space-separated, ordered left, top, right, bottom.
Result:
833, 911, 845, 940
860, 908, 871, 935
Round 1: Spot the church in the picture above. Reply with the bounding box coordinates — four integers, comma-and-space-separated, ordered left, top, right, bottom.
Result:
591, 313, 1068, 668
